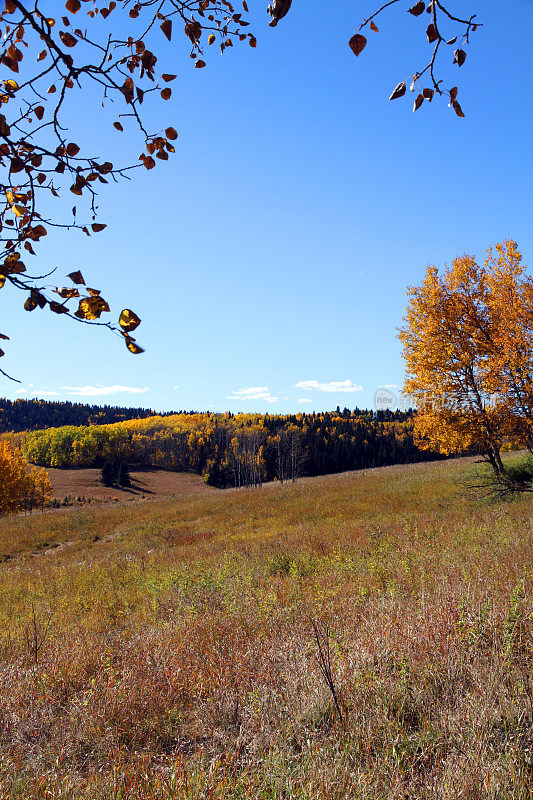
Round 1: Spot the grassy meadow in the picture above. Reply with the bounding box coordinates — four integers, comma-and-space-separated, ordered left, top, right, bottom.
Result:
0, 458, 532, 799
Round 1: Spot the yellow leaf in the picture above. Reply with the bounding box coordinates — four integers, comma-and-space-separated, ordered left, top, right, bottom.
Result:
119, 308, 141, 332
126, 339, 144, 354
77, 295, 110, 320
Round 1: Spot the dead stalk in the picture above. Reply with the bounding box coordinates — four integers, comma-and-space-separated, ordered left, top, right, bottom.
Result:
310, 619, 344, 724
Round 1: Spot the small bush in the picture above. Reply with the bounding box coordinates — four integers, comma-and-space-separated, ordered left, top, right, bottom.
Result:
266, 553, 294, 576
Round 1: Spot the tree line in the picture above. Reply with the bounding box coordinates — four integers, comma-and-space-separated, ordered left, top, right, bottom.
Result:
18, 408, 444, 488
0, 398, 194, 433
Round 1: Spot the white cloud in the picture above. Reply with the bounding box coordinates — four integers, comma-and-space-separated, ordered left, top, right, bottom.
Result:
297, 398, 313, 403
15, 388, 60, 397
61, 385, 149, 397
295, 379, 363, 393
227, 386, 278, 403
173, 385, 179, 390
229, 386, 269, 397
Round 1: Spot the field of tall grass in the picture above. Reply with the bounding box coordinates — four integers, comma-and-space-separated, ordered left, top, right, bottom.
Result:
0, 458, 532, 799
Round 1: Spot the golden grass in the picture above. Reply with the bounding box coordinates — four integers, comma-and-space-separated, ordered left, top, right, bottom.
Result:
0, 458, 532, 798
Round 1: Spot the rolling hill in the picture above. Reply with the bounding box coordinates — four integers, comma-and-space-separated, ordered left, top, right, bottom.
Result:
0, 457, 531, 799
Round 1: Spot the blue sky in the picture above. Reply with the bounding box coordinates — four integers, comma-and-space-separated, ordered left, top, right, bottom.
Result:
2, 0, 532, 413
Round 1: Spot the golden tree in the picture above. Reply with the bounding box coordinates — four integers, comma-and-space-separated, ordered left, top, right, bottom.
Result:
0, 0, 483, 379
484, 242, 533, 452
399, 240, 533, 490
24, 465, 53, 512
0, 439, 31, 513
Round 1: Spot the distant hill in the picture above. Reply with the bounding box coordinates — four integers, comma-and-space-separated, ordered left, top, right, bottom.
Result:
18, 407, 445, 487
0, 397, 190, 433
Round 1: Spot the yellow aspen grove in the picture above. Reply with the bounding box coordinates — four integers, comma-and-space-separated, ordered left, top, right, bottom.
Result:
399, 240, 533, 491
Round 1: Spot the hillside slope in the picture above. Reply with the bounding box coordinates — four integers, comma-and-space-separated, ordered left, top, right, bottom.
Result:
0, 458, 532, 799
18, 408, 441, 487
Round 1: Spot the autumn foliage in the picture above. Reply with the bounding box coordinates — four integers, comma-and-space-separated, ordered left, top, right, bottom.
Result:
0, 0, 256, 372
350, 0, 480, 118
18, 409, 436, 487
399, 240, 533, 489
0, 439, 52, 514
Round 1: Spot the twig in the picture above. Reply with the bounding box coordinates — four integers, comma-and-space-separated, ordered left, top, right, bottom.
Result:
310, 619, 344, 723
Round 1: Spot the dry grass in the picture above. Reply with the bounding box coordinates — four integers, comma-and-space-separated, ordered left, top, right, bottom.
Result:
42, 467, 216, 505
0, 457, 532, 798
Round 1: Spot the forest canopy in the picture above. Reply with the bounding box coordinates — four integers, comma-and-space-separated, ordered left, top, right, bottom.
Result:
13, 408, 443, 488
0, 397, 172, 432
